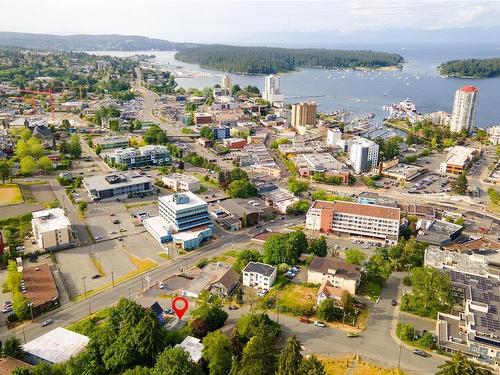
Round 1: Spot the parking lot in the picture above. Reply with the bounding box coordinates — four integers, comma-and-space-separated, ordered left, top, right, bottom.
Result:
407, 172, 454, 194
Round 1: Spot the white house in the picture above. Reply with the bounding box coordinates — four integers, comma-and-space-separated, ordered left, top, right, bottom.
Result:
307, 256, 361, 295
242, 262, 277, 289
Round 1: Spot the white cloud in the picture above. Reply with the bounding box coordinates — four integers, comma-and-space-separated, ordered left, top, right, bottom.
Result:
0, 0, 498, 42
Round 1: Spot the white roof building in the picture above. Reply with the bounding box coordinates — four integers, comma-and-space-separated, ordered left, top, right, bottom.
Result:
23, 327, 89, 364
176, 336, 203, 363
31, 208, 72, 249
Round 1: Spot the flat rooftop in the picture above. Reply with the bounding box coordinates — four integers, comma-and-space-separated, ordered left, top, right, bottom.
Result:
444, 146, 479, 166
293, 152, 345, 171
23, 327, 89, 364
32, 208, 71, 233
159, 191, 207, 210
92, 135, 129, 145
83, 172, 152, 191
383, 163, 426, 180
311, 200, 400, 221
163, 173, 199, 183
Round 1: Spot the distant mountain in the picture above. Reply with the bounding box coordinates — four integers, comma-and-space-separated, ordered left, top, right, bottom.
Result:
0, 32, 200, 51
238, 26, 500, 47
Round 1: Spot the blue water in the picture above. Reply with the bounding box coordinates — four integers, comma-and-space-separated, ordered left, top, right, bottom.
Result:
91, 44, 500, 127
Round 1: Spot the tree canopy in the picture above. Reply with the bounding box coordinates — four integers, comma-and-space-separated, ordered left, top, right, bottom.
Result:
439, 58, 500, 78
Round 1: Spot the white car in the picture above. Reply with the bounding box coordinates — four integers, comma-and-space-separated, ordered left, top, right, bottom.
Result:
314, 321, 326, 327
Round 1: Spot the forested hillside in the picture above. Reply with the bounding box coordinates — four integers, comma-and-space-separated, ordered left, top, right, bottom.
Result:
439, 58, 500, 78
175, 45, 404, 74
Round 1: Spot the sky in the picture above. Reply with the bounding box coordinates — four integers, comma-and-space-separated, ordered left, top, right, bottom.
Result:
1, 0, 500, 43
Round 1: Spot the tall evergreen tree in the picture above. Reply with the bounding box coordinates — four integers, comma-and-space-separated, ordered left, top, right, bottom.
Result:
202, 331, 232, 375
299, 356, 327, 375
277, 335, 303, 375
239, 324, 277, 375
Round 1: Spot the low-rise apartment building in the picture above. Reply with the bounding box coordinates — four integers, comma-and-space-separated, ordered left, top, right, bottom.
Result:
439, 146, 480, 175
83, 172, 153, 201
306, 200, 400, 245
242, 262, 277, 289
31, 208, 71, 250
162, 173, 200, 192
292, 152, 349, 182
307, 256, 361, 295
92, 135, 129, 150
101, 145, 170, 168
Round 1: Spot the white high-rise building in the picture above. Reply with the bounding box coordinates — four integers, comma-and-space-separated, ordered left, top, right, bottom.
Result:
326, 128, 342, 147
221, 75, 232, 92
450, 86, 478, 134
262, 75, 284, 105
348, 137, 379, 174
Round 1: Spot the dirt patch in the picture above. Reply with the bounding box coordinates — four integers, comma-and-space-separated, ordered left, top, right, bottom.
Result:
0, 184, 23, 206
28, 183, 56, 203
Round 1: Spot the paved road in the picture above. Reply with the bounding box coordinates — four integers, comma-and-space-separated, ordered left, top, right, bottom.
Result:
0, 231, 251, 344
226, 272, 443, 375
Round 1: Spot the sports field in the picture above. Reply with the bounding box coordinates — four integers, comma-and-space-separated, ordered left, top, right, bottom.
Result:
0, 184, 23, 206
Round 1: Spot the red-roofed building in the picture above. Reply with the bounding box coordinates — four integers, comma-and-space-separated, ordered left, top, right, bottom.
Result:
306, 200, 400, 244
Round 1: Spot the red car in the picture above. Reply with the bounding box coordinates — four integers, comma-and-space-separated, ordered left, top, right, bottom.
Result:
299, 317, 312, 324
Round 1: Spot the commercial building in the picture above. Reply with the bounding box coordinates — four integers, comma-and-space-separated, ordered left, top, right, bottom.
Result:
381, 161, 427, 181
348, 137, 379, 174
23, 263, 59, 311
194, 113, 213, 125
291, 102, 317, 135
439, 146, 480, 175
92, 135, 129, 150
306, 200, 400, 245
143, 192, 212, 249
222, 137, 247, 149
292, 152, 349, 181
211, 125, 230, 140
262, 75, 284, 106
425, 247, 500, 368
242, 262, 277, 289
308, 256, 362, 295
416, 219, 463, 247
101, 145, 170, 168
23, 327, 89, 364
161, 173, 200, 192
218, 198, 271, 226
326, 128, 342, 147
83, 172, 153, 201
32, 208, 71, 250
450, 86, 478, 134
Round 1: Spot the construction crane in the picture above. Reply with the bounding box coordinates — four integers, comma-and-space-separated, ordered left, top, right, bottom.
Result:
19, 88, 55, 121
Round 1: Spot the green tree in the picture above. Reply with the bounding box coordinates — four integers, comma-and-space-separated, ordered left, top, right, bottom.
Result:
345, 248, 366, 265
38, 156, 54, 173
20, 128, 32, 141
400, 267, 454, 318
202, 331, 232, 375
287, 177, 309, 195
239, 327, 276, 375
264, 232, 306, 265
277, 335, 303, 375
189, 292, 228, 338
95, 144, 102, 155
15, 140, 30, 158
230, 167, 248, 182
316, 298, 342, 322
28, 137, 44, 159
61, 119, 71, 129
152, 347, 195, 375
236, 313, 281, 342
286, 200, 310, 216
143, 125, 167, 145
299, 356, 326, 375
132, 311, 167, 366
234, 249, 263, 273
3, 337, 24, 359
200, 126, 215, 141
227, 180, 257, 198
436, 351, 489, 375
69, 135, 82, 158
452, 173, 468, 195
308, 236, 327, 257
0, 161, 12, 183
20, 156, 37, 175
122, 367, 151, 375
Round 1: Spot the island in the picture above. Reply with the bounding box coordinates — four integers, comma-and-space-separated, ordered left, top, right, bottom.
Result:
174, 45, 404, 74
439, 58, 500, 78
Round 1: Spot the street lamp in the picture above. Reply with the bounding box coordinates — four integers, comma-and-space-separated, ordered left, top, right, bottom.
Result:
27, 301, 34, 321
81, 276, 87, 299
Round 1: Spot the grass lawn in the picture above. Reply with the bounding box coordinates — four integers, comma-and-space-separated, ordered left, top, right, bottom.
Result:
320, 355, 404, 375
66, 307, 111, 334
265, 283, 317, 316
0, 184, 23, 206
192, 172, 220, 189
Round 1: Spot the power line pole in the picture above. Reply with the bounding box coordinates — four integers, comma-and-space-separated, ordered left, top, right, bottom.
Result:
81, 276, 87, 299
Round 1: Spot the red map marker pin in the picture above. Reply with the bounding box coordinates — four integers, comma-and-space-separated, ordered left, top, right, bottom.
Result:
172, 297, 189, 319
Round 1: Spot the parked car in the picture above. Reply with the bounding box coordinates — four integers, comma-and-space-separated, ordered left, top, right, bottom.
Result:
164, 308, 174, 315
94, 236, 103, 241
412, 349, 429, 357
159, 282, 164, 289
228, 305, 239, 310
91, 274, 101, 279
112, 219, 120, 224
391, 300, 397, 306
314, 321, 326, 327
347, 332, 359, 338
41, 319, 54, 327
299, 317, 312, 324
